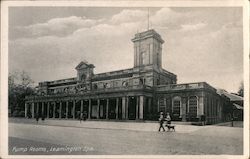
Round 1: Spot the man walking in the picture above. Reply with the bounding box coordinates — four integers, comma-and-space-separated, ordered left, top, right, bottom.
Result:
158, 111, 165, 132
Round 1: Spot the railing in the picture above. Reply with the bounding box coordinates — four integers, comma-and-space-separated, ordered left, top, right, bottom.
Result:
47, 77, 77, 85
156, 82, 216, 92
26, 84, 153, 100
93, 68, 134, 79
91, 84, 152, 93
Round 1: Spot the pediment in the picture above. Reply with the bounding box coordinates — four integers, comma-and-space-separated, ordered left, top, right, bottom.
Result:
75, 61, 94, 70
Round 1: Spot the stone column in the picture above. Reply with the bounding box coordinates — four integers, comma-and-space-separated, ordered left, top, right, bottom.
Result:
116, 98, 119, 119
182, 97, 187, 122
72, 100, 75, 119
47, 102, 50, 118
31, 102, 35, 118
53, 102, 56, 118
36, 102, 39, 115
59, 102, 62, 119
42, 102, 45, 117
135, 97, 139, 119
122, 97, 126, 119
25, 102, 28, 118
218, 101, 222, 121
66, 101, 69, 119
148, 98, 151, 115
179, 99, 183, 118
97, 99, 100, 119
157, 98, 160, 112
198, 96, 204, 117
125, 97, 129, 119
80, 100, 83, 113
164, 98, 167, 113
106, 99, 109, 119
88, 99, 91, 119
139, 96, 144, 120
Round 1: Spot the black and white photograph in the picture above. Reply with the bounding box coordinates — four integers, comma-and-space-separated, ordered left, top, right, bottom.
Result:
0, 0, 249, 158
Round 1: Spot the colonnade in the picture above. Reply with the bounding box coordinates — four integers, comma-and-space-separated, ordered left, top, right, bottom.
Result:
25, 96, 148, 120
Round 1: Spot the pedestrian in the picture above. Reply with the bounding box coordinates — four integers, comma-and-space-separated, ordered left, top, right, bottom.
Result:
35, 114, 39, 124
41, 114, 45, 122
158, 112, 165, 132
165, 112, 171, 131
83, 111, 87, 121
79, 112, 83, 123
28, 112, 32, 119
165, 112, 171, 126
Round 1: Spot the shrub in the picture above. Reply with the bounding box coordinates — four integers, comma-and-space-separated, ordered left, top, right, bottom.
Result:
12, 110, 20, 117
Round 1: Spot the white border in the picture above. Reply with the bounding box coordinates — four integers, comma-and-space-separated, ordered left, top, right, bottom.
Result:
1, 0, 249, 159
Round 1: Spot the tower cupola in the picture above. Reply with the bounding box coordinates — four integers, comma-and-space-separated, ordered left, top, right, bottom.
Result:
132, 29, 164, 68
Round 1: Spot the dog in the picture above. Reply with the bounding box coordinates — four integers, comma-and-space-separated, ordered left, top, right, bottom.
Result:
165, 124, 175, 132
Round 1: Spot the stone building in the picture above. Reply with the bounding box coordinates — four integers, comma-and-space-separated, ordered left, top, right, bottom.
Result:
25, 29, 229, 124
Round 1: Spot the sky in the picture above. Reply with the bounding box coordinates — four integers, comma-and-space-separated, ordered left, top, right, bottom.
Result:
8, 7, 243, 93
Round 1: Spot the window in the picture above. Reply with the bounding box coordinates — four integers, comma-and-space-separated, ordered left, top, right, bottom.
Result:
80, 74, 86, 81
103, 83, 111, 88
141, 50, 149, 65
172, 97, 181, 117
189, 96, 198, 117
157, 79, 160, 85
173, 101, 180, 115
139, 78, 145, 85
122, 81, 128, 87
156, 52, 160, 66
93, 84, 98, 90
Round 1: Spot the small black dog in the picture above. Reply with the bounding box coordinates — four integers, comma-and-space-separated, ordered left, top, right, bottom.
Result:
165, 125, 175, 131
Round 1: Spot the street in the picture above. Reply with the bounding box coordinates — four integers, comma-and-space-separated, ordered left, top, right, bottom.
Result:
9, 120, 243, 155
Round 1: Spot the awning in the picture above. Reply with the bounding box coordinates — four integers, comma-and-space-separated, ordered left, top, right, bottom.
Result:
233, 103, 243, 110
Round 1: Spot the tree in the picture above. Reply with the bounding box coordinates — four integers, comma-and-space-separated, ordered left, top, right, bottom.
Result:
237, 81, 244, 97
8, 71, 35, 117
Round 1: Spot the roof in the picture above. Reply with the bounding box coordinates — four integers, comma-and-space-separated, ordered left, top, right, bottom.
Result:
217, 89, 243, 101
132, 29, 164, 43
75, 61, 95, 70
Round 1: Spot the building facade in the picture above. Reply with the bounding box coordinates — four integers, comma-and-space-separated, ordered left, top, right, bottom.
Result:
25, 29, 228, 124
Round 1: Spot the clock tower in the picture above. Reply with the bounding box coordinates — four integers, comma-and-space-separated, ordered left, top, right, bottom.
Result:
132, 29, 164, 68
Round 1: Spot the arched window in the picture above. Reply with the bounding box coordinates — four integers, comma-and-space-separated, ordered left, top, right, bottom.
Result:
139, 78, 145, 85
93, 83, 98, 90
188, 96, 198, 117
157, 79, 160, 85
80, 74, 86, 81
172, 96, 181, 118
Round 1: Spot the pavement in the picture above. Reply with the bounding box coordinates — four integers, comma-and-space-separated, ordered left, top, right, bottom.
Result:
9, 118, 207, 133
8, 118, 244, 155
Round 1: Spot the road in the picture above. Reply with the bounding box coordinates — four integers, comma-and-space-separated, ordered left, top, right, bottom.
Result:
9, 122, 243, 155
